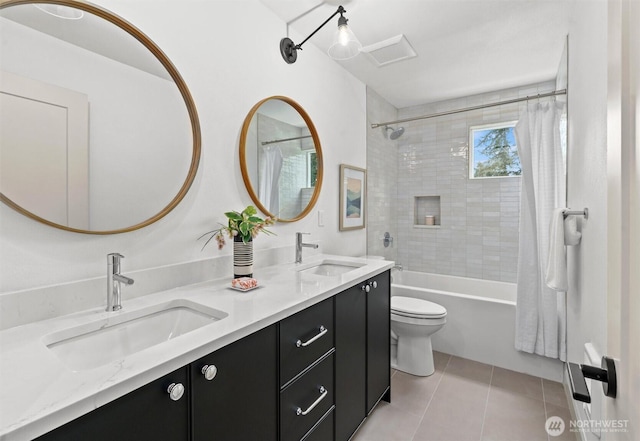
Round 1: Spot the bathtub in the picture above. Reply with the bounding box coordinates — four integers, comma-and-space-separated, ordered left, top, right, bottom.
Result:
391, 270, 564, 381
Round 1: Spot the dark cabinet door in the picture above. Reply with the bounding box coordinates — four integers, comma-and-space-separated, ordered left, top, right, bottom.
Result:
191, 324, 278, 441
335, 283, 366, 441
367, 270, 391, 413
35, 367, 189, 441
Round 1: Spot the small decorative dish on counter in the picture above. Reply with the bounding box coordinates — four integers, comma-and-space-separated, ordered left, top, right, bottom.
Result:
230, 277, 260, 292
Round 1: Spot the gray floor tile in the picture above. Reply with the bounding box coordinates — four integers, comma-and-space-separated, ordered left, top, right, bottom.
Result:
389, 369, 443, 417
353, 354, 573, 441
351, 401, 423, 441
413, 389, 487, 441
491, 366, 544, 402
543, 378, 570, 409
545, 403, 578, 441
444, 355, 493, 384
481, 387, 548, 441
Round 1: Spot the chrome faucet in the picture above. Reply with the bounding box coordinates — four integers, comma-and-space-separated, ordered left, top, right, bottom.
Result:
296, 232, 319, 264
107, 253, 134, 312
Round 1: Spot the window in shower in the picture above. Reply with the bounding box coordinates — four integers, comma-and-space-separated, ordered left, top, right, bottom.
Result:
469, 121, 520, 179
307, 151, 318, 187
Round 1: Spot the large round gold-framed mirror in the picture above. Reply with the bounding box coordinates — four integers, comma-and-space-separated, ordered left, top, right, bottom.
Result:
0, 0, 201, 234
239, 96, 323, 222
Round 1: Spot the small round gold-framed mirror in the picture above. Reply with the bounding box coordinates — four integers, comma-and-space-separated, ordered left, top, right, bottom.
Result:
0, 0, 201, 234
239, 96, 323, 222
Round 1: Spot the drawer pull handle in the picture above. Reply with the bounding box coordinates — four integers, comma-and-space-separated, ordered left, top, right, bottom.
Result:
296, 326, 327, 348
295, 386, 327, 416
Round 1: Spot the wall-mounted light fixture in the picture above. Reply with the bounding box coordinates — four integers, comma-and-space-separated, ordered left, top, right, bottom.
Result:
280, 5, 361, 64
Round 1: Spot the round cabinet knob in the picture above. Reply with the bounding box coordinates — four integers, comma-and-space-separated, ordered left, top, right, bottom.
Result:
167, 382, 185, 401
201, 364, 218, 381
372, 281, 378, 289
363, 285, 370, 293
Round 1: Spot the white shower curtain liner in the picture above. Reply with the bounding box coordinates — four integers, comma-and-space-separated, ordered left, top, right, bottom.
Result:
259, 146, 283, 215
514, 101, 567, 361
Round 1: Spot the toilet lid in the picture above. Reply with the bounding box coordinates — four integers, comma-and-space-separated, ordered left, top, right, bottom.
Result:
391, 296, 447, 318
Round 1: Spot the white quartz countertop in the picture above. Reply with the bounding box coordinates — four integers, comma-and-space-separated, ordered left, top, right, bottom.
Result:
0, 254, 392, 441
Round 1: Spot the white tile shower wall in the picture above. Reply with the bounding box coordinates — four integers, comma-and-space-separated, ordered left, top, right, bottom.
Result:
279, 152, 306, 219
396, 81, 556, 283
366, 87, 398, 261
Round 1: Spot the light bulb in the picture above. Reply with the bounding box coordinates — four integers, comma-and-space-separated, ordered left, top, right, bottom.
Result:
327, 9, 362, 60
338, 25, 349, 46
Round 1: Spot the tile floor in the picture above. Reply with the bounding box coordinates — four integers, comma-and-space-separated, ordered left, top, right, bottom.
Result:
352, 352, 575, 441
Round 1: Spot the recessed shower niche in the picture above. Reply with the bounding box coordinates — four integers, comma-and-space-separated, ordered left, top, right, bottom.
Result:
414, 196, 441, 228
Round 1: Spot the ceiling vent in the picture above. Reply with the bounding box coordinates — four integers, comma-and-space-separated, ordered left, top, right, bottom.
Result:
361, 34, 417, 67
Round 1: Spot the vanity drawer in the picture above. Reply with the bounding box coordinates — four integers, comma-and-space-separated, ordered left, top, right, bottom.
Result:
279, 297, 334, 386
301, 407, 335, 441
280, 353, 334, 441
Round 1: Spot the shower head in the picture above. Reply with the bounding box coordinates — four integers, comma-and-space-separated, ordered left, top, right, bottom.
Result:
385, 125, 405, 140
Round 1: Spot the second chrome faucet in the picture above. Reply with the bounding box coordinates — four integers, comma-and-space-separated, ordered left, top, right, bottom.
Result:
295, 232, 319, 264
107, 253, 134, 312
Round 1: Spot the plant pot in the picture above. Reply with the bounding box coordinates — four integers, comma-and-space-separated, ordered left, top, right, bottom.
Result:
233, 236, 253, 279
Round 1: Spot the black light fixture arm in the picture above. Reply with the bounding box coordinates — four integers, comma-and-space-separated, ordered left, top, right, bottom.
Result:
295, 6, 345, 50
280, 5, 346, 64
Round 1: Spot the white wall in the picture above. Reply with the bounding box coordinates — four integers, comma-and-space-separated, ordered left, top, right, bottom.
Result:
0, 0, 367, 293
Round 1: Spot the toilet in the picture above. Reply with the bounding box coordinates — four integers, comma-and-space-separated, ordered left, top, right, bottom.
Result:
390, 296, 447, 376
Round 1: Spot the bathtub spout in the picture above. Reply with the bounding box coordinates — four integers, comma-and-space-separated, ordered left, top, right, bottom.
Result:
393, 264, 403, 271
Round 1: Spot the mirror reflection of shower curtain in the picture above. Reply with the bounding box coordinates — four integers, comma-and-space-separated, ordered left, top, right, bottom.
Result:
514, 101, 567, 361
259, 146, 283, 215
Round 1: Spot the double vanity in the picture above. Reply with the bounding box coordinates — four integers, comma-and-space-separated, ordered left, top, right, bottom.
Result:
0, 255, 392, 441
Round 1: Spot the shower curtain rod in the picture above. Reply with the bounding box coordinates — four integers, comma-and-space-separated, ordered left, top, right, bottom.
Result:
261, 135, 312, 146
370, 89, 567, 129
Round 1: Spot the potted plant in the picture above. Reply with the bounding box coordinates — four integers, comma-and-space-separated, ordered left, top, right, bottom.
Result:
200, 205, 275, 278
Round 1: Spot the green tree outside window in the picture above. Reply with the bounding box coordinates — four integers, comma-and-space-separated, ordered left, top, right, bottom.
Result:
470, 123, 521, 178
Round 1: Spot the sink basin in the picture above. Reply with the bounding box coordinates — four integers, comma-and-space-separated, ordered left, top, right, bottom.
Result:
298, 259, 365, 277
44, 299, 227, 371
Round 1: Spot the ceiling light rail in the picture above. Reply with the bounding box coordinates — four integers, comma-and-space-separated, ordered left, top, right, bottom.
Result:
370, 89, 567, 129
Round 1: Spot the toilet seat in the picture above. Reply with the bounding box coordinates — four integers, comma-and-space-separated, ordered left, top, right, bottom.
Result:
391, 296, 447, 319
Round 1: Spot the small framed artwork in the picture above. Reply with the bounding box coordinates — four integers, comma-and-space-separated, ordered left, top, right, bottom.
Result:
339, 164, 366, 231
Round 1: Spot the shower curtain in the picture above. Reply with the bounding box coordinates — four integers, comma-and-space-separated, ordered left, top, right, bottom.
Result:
514, 101, 567, 361
259, 146, 283, 215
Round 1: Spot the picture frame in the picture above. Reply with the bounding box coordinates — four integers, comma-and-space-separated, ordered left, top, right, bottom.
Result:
339, 164, 366, 231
